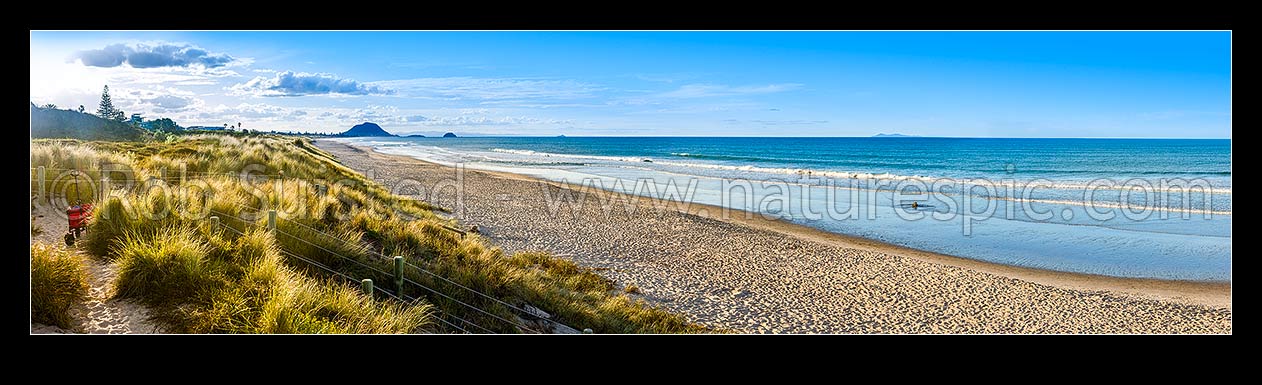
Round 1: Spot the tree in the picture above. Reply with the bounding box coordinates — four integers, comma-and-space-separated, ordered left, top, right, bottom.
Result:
97, 85, 118, 118
78, 105, 85, 114
41, 103, 56, 109
146, 118, 183, 132
128, 113, 144, 126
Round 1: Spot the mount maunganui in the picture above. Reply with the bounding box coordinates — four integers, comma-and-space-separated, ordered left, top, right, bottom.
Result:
339, 122, 394, 137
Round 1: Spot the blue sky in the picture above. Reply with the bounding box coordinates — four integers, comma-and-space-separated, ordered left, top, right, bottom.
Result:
29, 31, 1231, 137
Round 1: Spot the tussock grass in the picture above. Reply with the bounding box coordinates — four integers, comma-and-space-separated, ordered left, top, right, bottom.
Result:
109, 225, 431, 333
30, 141, 142, 204
31, 242, 89, 329
113, 227, 217, 304
32, 134, 701, 333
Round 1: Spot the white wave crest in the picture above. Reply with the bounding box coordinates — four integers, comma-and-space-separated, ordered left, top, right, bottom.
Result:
490, 147, 1232, 195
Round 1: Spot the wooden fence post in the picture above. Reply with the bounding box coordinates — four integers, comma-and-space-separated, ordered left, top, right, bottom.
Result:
36, 166, 46, 204
394, 256, 405, 293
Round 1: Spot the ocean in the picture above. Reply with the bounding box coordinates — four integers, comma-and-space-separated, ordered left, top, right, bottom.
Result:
345, 136, 1232, 281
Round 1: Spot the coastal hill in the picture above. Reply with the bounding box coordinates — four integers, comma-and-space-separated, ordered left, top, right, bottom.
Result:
30, 103, 148, 141
443, 132, 458, 138
339, 122, 395, 137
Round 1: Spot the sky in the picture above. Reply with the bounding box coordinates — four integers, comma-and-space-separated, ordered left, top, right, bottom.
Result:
29, 31, 1231, 137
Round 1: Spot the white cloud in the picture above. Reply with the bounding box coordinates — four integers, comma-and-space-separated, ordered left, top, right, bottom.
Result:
84, 86, 206, 116
404, 114, 571, 126
657, 83, 803, 98
231, 71, 391, 97
369, 77, 599, 100
148, 95, 197, 111
631, 72, 703, 83
185, 103, 293, 122
632, 101, 763, 114
71, 42, 238, 69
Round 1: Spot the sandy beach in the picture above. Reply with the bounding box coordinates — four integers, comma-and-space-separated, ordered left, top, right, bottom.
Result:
317, 140, 1231, 333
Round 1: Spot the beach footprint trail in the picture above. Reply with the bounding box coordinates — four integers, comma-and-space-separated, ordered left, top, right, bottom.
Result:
75, 258, 162, 334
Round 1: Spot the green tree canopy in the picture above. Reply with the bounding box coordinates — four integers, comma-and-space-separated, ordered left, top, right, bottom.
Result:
97, 86, 116, 117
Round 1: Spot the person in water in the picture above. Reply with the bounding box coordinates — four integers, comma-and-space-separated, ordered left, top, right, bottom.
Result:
911, 201, 918, 209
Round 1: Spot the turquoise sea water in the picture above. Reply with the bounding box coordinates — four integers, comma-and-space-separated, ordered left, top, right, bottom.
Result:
345, 137, 1231, 281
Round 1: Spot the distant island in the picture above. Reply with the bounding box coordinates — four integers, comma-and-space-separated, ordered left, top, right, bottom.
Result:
404, 134, 426, 138
339, 122, 395, 137
872, 133, 917, 138
443, 132, 458, 138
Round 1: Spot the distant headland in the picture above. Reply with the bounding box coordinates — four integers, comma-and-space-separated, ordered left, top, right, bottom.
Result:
338, 122, 394, 137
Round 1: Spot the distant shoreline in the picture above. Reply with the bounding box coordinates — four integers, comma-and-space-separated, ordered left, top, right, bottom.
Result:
347, 135, 1232, 140
324, 140, 1230, 312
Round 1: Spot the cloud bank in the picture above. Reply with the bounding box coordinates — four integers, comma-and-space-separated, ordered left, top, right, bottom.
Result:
73, 43, 237, 69
232, 71, 391, 97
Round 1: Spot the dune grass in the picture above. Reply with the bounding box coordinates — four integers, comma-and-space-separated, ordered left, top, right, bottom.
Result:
31, 242, 89, 330
31, 134, 702, 333
109, 225, 430, 333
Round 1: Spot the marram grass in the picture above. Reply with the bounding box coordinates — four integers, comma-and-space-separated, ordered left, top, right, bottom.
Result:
32, 134, 701, 333
31, 242, 90, 330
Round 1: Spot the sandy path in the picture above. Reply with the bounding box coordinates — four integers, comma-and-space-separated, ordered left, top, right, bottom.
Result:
317, 140, 1231, 334
30, 200, 163, 334
73, 258, 163, 334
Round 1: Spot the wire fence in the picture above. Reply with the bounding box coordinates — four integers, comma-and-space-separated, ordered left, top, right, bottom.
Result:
203, 208, 572, 334
208, 210, 486, 334
214, 218, 474, 333
31, 166, 286, 179
32, 164, 577, 334
254, 209, 572, 332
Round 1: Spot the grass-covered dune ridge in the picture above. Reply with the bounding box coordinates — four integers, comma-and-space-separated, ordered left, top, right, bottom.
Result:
31, 134, 700, 333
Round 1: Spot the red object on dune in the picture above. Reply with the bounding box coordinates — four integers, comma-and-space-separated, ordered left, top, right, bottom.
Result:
68, 203, 92, 231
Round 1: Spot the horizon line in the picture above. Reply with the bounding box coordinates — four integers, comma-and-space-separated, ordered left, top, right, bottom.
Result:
337, 133, 1232, 140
